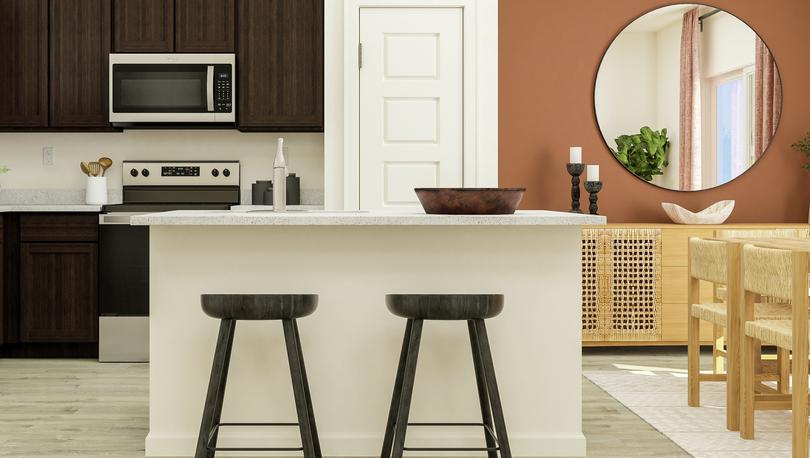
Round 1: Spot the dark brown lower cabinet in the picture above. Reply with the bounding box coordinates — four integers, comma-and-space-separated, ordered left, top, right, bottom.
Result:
20, 243, 98, 343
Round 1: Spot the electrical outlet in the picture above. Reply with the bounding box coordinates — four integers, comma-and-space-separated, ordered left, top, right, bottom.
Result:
42, 146, 54, 166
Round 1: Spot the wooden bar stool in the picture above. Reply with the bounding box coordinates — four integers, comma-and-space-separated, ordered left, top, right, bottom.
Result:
381, 294, 511, 458
740, 243, 810, 457
687, 237, 792, 431
195, 294, 321, 458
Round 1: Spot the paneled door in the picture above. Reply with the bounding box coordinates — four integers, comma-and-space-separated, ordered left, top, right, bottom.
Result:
359, 8, 463, 211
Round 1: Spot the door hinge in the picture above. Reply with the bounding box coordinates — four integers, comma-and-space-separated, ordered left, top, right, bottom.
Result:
358, 43, 363, 69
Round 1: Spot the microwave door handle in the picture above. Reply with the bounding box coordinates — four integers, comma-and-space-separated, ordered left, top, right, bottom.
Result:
206, 65, 214, 112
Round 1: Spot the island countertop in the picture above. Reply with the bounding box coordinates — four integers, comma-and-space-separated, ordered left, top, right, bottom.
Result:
131, 209, 606, 226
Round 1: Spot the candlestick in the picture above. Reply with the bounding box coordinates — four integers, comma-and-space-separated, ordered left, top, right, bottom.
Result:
587, 164, 600, 182
585, 181, 603, 215
569, 147, 582, 164
566, 163, 585, 213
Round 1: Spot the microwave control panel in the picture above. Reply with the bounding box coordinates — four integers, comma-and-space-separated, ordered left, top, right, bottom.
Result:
214, 65, 233, 113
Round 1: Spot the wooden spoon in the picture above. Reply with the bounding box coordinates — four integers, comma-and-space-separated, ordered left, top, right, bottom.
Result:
88, 162, 101, 177
80, 162, 91, 176
98, 157, 112, 176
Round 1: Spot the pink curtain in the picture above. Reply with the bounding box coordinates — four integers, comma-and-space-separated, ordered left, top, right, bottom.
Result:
754, 37, 782, 159
678, 8, 701, 191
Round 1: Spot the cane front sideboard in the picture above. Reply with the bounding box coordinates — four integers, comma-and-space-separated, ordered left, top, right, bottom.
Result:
581, 224, 810, 346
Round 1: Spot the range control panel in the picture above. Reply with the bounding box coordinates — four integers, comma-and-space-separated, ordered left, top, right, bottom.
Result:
123, 161, 239, 187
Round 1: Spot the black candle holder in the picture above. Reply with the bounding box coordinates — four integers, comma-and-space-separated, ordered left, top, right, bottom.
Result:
566, 163, 585, 213
584, 181, 603, 215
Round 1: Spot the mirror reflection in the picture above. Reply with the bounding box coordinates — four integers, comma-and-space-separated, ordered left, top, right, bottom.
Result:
595, 4, 782, 191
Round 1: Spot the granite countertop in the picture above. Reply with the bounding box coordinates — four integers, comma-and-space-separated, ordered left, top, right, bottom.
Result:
0, 204, 103, 212
131, 209, 606, 226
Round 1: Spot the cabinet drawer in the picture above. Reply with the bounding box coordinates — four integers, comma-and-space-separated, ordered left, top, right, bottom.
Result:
662, 301, 715, 342
661, 228, 715, 267
662, 266, 717, 304
20, 214, 98, 242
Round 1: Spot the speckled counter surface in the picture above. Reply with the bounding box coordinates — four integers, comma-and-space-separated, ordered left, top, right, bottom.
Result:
132, 209, 606, 226
0, 204, 103, 212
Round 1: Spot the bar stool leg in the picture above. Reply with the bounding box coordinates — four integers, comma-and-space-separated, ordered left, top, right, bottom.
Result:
473, 319, 512, 458
283, 319, 317, 458
293, 320, 322, 458
392, 319, 424, 458
469, 320, 498, 458
381, 319, 414, 458
195, 319, 237, 458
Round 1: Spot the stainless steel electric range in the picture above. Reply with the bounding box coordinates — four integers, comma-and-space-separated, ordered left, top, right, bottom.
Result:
98, 160, 240, 362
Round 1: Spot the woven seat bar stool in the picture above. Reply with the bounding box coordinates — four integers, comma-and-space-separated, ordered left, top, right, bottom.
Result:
739, 243, 810, 457
381, 294, 511, 458
687, 237, 792, 432
195, 294, 321, 458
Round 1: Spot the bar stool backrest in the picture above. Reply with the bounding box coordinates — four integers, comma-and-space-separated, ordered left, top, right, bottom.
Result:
689, 237, 727, 284
742, 244, 793, 302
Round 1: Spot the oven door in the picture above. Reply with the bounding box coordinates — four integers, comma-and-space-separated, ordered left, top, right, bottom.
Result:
99, 213, 150, 362
109, 54, 235, 124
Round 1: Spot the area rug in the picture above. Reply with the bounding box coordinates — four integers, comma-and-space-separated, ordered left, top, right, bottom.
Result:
585, 366, 796, 457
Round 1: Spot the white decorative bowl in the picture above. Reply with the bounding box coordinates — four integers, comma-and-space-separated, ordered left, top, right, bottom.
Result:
661, 200, 735, 225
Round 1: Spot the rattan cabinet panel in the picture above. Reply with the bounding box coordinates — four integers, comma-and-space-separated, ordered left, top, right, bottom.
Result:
582, 228, 662, 342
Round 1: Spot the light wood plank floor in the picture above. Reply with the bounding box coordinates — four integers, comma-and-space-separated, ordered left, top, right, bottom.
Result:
0, 348, 704, 457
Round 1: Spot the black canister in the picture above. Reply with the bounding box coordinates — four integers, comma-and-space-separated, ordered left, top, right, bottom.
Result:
252, 181, 272, 205
286, 174, 301, 205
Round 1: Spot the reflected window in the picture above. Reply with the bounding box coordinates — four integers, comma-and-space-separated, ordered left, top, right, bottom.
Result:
711, 67, 754, 186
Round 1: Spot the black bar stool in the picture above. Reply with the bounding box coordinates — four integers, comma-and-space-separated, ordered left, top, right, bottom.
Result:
195, 294, 321, 458
381, 294, 511, 458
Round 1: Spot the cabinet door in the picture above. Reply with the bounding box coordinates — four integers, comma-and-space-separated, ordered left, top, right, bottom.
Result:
0, 0, 48, 127
113, 0, 174, 52
175, 0, 234, 52
50, 0, 111, 128
237, 0, 323, 131
20, 243, 98, 343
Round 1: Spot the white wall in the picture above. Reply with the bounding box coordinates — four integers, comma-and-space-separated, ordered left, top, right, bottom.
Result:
0, 131, 324, 203
324, 0, 344, 210
594, 31, 658, 154
701, 12, 755, 78
655, 21, 682, 189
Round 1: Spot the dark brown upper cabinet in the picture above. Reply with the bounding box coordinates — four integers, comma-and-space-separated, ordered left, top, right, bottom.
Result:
113, 0, 174, 52
175, 0, 235, 52
0, 0, 48, 127
50, 0, 111, 128
237, 0, 323, 132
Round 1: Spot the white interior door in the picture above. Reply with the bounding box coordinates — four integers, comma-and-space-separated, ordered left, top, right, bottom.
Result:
359, 7, 463, 211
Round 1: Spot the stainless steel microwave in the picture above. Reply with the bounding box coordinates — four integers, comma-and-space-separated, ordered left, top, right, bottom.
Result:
109, 54, 235, 125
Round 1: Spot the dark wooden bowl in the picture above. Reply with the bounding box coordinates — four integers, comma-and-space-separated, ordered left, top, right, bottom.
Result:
414, 188, 526, 215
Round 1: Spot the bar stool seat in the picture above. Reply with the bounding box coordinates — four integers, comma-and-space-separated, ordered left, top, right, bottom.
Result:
386, 294, 504, 320
201, 294, 318, 320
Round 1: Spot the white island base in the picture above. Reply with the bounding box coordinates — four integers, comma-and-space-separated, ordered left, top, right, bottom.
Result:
137, 211, 602, 457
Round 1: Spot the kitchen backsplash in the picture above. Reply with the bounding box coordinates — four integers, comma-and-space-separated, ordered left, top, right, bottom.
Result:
0, 130, 324, 205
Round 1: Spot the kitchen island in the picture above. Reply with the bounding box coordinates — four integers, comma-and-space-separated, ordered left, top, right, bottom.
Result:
132, 210, 605, 457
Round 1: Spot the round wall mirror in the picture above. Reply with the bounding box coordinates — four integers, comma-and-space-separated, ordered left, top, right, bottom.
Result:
594, 4, 782, 191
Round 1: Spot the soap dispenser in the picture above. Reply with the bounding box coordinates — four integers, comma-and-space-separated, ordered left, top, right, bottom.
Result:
273, 138, 287, 212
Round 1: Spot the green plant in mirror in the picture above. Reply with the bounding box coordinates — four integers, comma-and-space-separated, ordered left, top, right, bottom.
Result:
792, 133, 810, 170
611, 126, 670, 181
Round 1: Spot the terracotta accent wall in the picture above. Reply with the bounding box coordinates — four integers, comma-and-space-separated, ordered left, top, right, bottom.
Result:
500, 0, 810, 223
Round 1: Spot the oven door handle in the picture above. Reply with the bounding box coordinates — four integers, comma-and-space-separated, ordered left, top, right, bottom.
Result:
206, 65, 214, 112
99, 213, 138, 225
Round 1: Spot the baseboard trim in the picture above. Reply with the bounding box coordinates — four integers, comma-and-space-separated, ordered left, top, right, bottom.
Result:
146, 431, 586, 456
